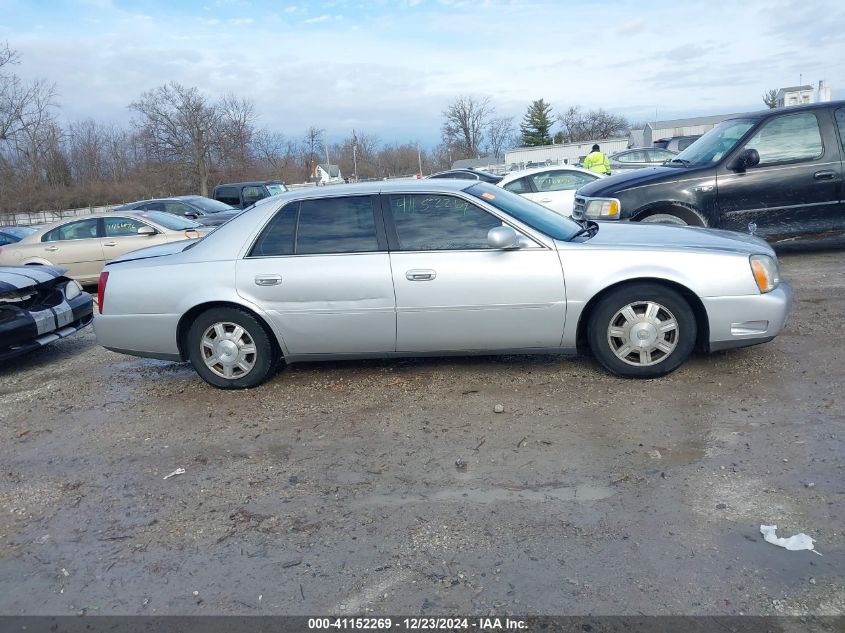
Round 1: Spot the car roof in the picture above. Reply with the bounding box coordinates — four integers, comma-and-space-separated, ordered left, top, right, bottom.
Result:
215, 181, 284, 187
725, 99, 845, 122
498, 165, 598, 184
247, 180, 476, 203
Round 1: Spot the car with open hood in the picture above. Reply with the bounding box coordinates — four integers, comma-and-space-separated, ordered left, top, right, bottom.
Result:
95, 180, 792, 389
0, 265, 93, 362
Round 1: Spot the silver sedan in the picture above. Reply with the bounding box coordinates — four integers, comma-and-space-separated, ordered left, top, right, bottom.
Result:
94, 181, 792, 389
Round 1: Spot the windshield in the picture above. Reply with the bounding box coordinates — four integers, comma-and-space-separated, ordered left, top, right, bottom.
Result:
1, 226, 37, 238
187, 197, 236, 213
139, 211, 202, 230
671, 118, 756, 166
266, 183, 287, 195
466, 182, 581, 240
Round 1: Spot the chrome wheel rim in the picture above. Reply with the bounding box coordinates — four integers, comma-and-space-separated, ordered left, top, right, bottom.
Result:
200, 322, 257, 379
607, 301, 678, 367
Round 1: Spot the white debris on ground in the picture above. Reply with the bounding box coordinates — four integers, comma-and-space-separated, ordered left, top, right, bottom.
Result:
760, 524, 822, 556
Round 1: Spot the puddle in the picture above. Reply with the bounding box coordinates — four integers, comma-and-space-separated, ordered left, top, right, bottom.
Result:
355, 483, 615, 506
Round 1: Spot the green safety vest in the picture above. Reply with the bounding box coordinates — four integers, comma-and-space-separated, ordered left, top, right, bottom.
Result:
583, 151, 611, 174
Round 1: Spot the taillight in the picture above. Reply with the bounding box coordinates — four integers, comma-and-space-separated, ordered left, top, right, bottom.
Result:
98, 271, 109, 313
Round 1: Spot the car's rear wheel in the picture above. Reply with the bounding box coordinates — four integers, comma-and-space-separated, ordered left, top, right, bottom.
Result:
588, 283, 696, 378
187, 307, 277, 389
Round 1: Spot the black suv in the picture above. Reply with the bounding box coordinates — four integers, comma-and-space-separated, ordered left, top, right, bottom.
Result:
574, 101, 845, 243
212, 181, 288, 209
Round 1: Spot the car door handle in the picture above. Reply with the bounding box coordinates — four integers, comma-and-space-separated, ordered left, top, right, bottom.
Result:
45, 246, 59, 251
539, 198, 553, 202
254, 274, 282, 286
814, 170, 836, 181
406, 269, 436, 281
103, 241, 117, 247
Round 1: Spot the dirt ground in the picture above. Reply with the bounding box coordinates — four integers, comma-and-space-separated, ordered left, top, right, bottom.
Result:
0, 249, 843, 617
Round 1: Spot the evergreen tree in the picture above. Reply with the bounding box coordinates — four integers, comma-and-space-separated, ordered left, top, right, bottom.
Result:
520, 99, 554, 146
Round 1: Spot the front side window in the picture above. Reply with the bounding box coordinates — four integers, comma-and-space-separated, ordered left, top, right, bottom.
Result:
389, 194, 502, 251
42, 218, 99, 242
250, 196, 379, 257
162, 202, 193, 216
530, 170, 596, 191
617, 150, 647, 163
744, 112, 823, 166
265, 183, 287, 195
242, 186, 266, 205
104, 217, 149, 237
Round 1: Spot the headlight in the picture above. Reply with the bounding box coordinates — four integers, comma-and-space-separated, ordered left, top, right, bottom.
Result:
584, 198, 621, 220
64, 279, 83, 300
750, 255, 779, 293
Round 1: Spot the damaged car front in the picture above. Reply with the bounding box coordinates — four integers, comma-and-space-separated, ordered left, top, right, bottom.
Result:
0, 265, 94, 362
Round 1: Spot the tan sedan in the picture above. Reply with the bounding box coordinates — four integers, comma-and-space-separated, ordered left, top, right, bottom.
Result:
0, 211, 206, 284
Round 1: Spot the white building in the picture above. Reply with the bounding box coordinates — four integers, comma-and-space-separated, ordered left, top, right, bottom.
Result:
641, 113, 739, 147
504, 138, 628, 168
315, 164, 343, 185
776, 85, 814, 108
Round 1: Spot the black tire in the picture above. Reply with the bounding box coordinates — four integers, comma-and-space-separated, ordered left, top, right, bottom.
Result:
186, 307, 277, 389
588, 283, 696, 378
640, 213, 688, 226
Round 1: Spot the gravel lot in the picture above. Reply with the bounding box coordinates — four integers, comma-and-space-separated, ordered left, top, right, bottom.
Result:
1, 249, 843, 617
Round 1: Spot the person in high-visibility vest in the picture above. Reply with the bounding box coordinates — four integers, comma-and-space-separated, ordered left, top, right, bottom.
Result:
582, 144, 611, 175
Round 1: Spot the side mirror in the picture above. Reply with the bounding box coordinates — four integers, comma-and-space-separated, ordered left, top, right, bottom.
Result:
487, 226, 520, 249
137, 226, 156, 236
733, 148, 760, 171
183, 211, 198, 219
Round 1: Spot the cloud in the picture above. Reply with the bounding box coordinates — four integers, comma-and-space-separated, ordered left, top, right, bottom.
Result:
615, 18, 645, 36
304, 14, 331, 23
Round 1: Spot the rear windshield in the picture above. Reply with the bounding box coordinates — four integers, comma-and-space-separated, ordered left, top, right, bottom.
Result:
465, 182, 581, 240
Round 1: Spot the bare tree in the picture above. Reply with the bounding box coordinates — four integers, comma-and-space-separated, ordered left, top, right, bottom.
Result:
252, 128, 300, 182
441, 95, 493, 159
486, 116, 515, 160
558, 106, 629, 143
218, 94, 256, 167
302, 125, 324, 179
130, 82, 221, 195
762, 89, 778, 109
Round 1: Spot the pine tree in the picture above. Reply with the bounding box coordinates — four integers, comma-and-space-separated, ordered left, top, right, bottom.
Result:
520, 99, 554, 146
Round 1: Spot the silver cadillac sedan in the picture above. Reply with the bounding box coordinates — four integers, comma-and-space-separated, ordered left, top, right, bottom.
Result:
94, 181, 792, 389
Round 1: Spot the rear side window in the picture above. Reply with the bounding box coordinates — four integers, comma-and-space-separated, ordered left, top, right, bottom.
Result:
215, 187, 240, 207
744, 112, 824, 166
242, 186, 265, 206
530, 170, 596, 191
42, 218, 99, 242
249, 196, 379, 256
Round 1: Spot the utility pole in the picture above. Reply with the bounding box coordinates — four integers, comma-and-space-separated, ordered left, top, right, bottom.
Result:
352, 129, 358, 182
417, 145, 423, 177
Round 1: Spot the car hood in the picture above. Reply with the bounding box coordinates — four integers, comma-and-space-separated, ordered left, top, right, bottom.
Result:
577, 165, 705, 196
572, 221, 775, 256
0, 265, 69, 294
109, 239, 199, 264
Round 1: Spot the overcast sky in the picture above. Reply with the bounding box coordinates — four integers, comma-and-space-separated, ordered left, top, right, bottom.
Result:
2, 0, 843, 147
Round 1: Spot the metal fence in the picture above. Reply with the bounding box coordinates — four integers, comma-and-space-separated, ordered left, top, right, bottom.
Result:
1, 205, 116, 227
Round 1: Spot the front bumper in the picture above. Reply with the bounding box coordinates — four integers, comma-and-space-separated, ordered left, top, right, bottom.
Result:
0, 292, 94, 362
703, 281, 793, 352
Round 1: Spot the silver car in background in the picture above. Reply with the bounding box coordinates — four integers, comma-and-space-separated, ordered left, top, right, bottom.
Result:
95, 181, 792, 389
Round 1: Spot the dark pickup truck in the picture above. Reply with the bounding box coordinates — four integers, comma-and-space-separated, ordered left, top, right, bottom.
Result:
573, 101, 845, 243
212, 180, 288, 210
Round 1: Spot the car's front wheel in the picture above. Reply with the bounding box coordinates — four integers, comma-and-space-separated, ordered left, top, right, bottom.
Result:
588, 283, 696, 378
187, 307, 277, 389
